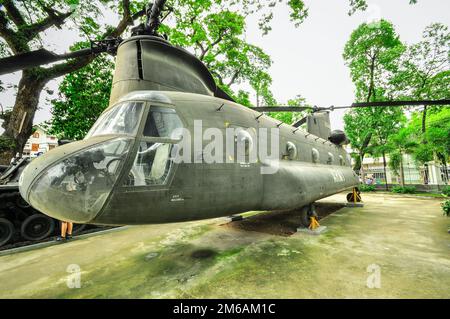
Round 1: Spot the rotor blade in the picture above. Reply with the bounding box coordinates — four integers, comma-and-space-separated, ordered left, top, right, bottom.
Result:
332, 99, 450, 110
0, 48, 94, 75
253, 100, 450, 113
248, 106, 312, 112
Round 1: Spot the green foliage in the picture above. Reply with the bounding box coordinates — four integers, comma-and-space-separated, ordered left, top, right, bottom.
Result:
388, 151, 402, 176
347, 0, 417, 15
344, 21, 450, 177
391, 185, 416, 194
234, 90, 252, 107
269, 94, 310, 125
0, 107, 12, 130
0, 136, 15, 152
343, 20, 405, 102
48, 53, 113, 140
402, 107, 450, 165
359, 184, 376, 192
442, 200, 450, 217
393, 23, 450, 101
343, 20, 406, 171
161, 2, 277, 104
441, 186, 450, 197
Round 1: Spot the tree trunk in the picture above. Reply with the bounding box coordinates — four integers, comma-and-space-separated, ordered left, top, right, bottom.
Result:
382, 150, 388, 191
399, 153, 405, 187
421, 105, 427, 134
437, 152, 449, 184
359, 152, 365, 181
353, 132, 372, 173
0, 70, 48, 164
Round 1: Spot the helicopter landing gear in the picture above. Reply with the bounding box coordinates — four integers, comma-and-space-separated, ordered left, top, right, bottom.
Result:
299, 204, 319, 228
298, 204, 327, 234
346, 187, 364, 207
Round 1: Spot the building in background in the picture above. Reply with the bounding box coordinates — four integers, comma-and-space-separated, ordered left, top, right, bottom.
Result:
22, 125, 58, 158
361, 154, 449, 186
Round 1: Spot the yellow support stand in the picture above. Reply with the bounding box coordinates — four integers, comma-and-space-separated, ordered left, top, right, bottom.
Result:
353, 187, 361, 203
346, 187, 364, 207
309, 216, 320, 230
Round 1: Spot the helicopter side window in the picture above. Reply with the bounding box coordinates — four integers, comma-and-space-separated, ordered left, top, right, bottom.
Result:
86, 102, 143, 138
143, 107, 183, 138
125, 141, 173, 186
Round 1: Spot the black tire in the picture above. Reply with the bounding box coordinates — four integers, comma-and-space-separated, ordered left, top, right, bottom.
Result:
299, 205, 318, 228
346, 192, 353, 202
72, 224, 87, 235
0, 218, 14, 247
21, 214, 55, 241
16, 196, 31, 209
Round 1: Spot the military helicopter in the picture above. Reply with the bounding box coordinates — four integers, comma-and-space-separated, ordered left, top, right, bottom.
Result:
0, 0, 448, 229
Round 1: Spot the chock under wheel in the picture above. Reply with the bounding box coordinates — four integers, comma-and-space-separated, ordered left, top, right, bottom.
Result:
346, 187, 362, 203
308, 216, 320, 230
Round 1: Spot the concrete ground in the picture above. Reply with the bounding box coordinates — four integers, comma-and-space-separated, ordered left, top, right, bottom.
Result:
0, 193, 449, 299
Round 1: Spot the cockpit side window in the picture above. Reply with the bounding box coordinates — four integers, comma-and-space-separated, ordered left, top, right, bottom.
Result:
143, 107, 183, 138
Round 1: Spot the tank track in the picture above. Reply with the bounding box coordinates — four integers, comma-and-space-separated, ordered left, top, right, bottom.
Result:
0, 159, 96, 249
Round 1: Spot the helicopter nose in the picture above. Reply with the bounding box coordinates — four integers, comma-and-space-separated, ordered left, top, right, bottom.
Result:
19, 137, 132, 223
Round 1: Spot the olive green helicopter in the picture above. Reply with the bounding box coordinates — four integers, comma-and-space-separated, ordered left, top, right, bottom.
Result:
0, 0, 448, 228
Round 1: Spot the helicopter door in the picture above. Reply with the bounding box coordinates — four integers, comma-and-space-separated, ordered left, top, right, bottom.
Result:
123, 106, 183, 187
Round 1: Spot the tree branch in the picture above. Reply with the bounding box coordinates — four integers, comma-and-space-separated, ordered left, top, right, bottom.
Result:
0, 10, 28, 54
25, 10, 74, 39
2, 0, 26, 27
42, 55, 96, 80
108, 0, 133, 38
227, 69, 240, 86
42, 0, 145, 80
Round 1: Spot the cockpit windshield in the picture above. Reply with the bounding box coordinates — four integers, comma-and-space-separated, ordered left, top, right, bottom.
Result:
85, 101, 144, 138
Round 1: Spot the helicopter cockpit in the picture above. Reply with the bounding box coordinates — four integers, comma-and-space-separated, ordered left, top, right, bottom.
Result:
19, 93, 184, 224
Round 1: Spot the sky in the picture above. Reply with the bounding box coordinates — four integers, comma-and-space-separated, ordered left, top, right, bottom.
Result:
0, 0, 449, 133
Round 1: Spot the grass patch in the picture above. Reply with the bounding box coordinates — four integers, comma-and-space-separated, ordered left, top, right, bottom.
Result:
391, 185, 416, 194
215, 247, 245, 261
359, 184, 376, 192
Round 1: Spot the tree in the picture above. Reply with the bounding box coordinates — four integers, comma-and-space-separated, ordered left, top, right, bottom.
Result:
343, 20, 405, 174
46, 51, 114, 140
369, 106, 405, 189
0, 0, 311, 164
0, 0, 148, 164
160, 4, 275, 101
387, 126, 419, 186
414, 108, 450, 177
393, 23, 450, 135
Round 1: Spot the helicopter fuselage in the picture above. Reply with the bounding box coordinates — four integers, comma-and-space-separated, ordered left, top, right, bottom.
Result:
19, 91, 358, 225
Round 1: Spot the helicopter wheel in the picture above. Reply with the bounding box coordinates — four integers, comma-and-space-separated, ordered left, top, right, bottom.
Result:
20, 214, 55, 241
0, 218, 15, 247
299, 204, 318, 228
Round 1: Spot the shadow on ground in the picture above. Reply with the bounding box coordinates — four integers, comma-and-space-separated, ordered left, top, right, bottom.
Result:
222, 202, 345, 236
